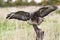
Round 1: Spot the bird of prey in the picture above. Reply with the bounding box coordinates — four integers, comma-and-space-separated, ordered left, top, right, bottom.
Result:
6, 5, 57, 40
6, 5, 57, 25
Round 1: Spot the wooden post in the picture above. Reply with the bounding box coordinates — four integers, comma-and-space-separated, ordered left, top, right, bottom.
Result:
33, 24, 44, 40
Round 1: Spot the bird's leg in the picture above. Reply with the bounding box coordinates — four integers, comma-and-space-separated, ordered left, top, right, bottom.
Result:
33, 24, 44, 40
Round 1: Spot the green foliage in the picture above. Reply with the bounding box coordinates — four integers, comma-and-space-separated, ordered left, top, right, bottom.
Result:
56, 10, 60, 14
0, 0, 60, 7
28, 1, 37, 5
47, 0, 60, 5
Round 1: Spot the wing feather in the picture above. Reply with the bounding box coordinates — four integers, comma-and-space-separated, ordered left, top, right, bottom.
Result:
6, 11, 30, 21
35, 6, 57, 17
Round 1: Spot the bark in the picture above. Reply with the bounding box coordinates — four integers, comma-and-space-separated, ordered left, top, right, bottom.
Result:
33, 24, 44, 40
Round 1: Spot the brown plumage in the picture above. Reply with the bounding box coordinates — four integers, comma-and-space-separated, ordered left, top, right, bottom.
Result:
6, 5, 57, 40
6, 5, 57, 25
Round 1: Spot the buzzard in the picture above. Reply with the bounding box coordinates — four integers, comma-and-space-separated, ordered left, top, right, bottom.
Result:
6, 5, 57, 25
6, 5, 57, 40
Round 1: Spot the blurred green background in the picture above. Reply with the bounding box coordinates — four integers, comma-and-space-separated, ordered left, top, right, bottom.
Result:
0, 0, 60, 7
0, 0, 60, 40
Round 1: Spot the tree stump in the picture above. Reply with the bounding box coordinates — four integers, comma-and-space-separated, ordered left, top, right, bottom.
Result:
33, 24, 44, 40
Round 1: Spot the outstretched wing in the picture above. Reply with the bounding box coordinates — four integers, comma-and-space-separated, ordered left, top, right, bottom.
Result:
6, 11, 30, 21
35, 6, 57, 17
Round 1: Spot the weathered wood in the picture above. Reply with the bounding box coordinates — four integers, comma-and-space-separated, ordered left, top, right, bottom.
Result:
33, 24, 44, 40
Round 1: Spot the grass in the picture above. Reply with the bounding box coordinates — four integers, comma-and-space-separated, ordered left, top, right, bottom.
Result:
0, 7, 60, 40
